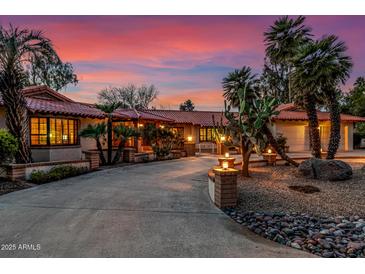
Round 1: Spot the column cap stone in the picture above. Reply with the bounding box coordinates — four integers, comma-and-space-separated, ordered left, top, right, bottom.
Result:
213, 167, 239, 176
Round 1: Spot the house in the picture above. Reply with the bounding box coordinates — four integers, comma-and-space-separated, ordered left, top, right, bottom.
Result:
1, 85, 365, 163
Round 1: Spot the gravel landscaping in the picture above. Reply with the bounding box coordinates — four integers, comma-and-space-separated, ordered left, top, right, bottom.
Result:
223, 160, 365, 258
0, 179, 32, 196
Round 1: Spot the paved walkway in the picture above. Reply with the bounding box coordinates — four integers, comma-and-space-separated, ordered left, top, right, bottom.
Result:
0, 155, 312, 257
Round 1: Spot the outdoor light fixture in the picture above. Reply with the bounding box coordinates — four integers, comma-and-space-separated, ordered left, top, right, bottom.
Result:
62, 135, 68, 141
220, 136, 226, 142
187, 136, 193, 142
160, 125, 165, 129
222, 161, 229, 170
224, 152, 230, 158
138, 123, 144, 128
268, 148, 272, 154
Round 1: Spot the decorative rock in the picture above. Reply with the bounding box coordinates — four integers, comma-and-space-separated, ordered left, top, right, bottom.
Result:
298, 158, 352, 181
291, 242, 301, 249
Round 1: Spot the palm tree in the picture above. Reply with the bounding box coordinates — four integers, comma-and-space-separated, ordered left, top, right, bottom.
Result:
222, 66, 258, 107
79, 123, 107, 165
95, 102, 122, 164
264, 16, 312, 102
292, 36, 352, 159
311, 36, 352, 159
112, 125, 139, 164
0, 25, 61, 163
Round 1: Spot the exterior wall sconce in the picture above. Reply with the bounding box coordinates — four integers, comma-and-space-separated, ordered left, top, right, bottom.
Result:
187, 136, 193, 142
220, 136, 226, 142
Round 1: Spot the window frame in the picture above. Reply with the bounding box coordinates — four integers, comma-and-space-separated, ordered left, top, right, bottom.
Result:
29, 116, 80, 147
199, 127, 214, 142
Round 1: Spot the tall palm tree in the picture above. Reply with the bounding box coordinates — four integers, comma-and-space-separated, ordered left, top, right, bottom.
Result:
112, 125, 139, 164
79, 123, 107, 165
264, 16, 312, 102
0, 25, 61, 163
310, 36, 352, 159
95, 102, 122, 164
292, 41, 325, 158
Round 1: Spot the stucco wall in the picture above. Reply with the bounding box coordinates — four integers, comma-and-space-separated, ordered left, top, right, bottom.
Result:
275, 120, 354, 152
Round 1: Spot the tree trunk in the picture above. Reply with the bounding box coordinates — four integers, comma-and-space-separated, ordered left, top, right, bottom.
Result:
326, 92, 341, 159
240, 137, 251, 177
263, 125, 299, 167
1, 84, 32, 163
112, 138, 126, 164
96, 138, 107, 165
304, 94, 322, 158
107, 116, 113, 164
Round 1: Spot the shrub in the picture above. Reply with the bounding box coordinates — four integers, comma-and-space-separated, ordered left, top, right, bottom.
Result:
275, 133, 288, 151
30, 165, 89, 184
0, 129, 18, 164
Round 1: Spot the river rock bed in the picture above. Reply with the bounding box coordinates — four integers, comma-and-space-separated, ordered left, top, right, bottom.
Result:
224, 209, 365, 258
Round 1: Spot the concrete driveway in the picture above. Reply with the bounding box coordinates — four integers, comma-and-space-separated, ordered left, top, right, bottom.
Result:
0, 155, 312, 257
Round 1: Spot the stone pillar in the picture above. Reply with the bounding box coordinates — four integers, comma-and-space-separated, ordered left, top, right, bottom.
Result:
7, 164, 26, 181
184, 143, 196, 157
213, 168, 239, 208
83, 150, 100, 170
123, 148, 136, 163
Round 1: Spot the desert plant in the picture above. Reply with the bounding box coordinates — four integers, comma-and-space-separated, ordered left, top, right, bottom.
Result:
0, 129, 18, 164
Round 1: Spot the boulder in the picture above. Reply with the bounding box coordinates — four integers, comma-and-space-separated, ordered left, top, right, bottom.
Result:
298, 158, 352, 181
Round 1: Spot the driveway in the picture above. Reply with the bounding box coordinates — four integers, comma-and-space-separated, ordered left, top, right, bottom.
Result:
0, 155, 312, 257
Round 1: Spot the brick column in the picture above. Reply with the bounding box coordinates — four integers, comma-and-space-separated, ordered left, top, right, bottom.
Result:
6, 164, 26, 181
184, 143, 196, 157
123, 148, 136, 163
213, 168, 239, 208
83, 150, 100, 170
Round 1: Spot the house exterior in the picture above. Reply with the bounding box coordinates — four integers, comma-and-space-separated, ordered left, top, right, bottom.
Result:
1, 85, 365, 163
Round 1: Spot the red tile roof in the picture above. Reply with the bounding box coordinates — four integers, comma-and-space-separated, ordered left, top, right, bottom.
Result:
274, 110, 365, 122
27, 98, 105, 118
144, 110, 227, 127
113, 109, 174, 122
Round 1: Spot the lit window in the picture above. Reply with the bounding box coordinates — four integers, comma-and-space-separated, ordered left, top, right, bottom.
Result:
30, 117, 79, 146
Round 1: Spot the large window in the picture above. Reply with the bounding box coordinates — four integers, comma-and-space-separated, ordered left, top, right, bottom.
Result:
112, 121, 135, 147
30, 117, 79, 146
199, 127, 214, 142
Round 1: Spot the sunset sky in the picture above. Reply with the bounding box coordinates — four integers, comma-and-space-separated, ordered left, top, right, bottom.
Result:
1, 16, 365, 110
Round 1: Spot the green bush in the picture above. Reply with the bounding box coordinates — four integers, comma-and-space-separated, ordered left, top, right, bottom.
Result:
0, 129, 18, 164
30, 165, 89, 184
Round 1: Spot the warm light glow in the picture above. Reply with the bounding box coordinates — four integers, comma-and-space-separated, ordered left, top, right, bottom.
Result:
317, 126, 320, 130
224, 152, 230, 158
187, 136, 193, 142
321, 148, 323, 152
138, 123, 144, 128
62, 135, 68, 140
222, 161, 229, 169
268, 149, 272, 154
220, 136, 226, 142
160, 125, 165, 129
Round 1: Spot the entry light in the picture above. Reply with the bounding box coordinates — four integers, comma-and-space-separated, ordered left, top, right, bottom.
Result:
187, 136, 193, 142
160, 125, 165, 129
138, 123, 144, 128
220, 136, 226, 142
